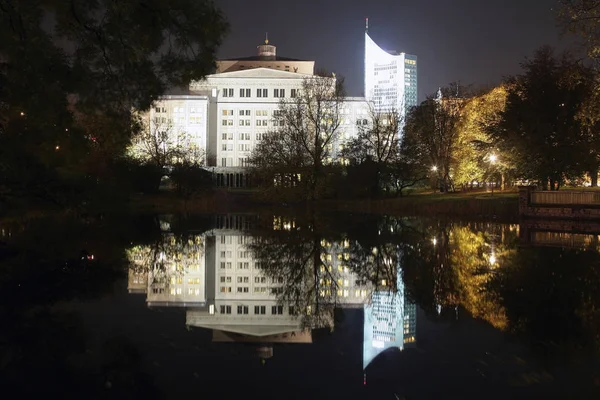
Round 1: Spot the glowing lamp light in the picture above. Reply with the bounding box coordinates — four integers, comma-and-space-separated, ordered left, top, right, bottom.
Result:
432, 237, 437, 246
489, 154, 497, 163
489, 253, 496, 265
20, 112, 24, 116
431, 165, 438, 172
55, 145, 60, 150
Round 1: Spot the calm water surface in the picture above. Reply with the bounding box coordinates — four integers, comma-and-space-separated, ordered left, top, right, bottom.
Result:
1, 213, 600, 399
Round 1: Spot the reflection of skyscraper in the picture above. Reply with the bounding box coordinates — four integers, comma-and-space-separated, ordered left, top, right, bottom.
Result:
362, 259, 417, 370
364, 22, 417, 119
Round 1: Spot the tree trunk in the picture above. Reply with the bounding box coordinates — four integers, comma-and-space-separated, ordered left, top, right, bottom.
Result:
591, 170, 598, 187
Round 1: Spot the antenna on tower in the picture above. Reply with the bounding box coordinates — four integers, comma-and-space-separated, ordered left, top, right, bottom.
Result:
365, 17, 369, 33
265, 32, 269, 45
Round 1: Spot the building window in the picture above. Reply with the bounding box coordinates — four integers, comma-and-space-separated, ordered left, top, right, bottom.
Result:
219, 305, 231, 314
220, 286, 232, 293
240, 88, 251, 97
257, 88, 268, 98
221, 158, 227, 167
291, 89, 297, 98
256, 120, 268, 127
222, 109, 233, 116
239, 119, 251, 126
237, 305, 249, 314
239, 132, 250, 140
239, 109, 250, 116
239, 144, 250, 152
256, 132, 265, 141
222, 88, 233, 97
274, 88, 285, 98
254, 306, 266, 314
271, 305, 284, 315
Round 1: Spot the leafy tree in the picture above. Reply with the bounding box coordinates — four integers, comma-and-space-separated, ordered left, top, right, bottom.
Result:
403, 85, 466, 192
170, 161, 213, 198
0, 0, 228, 205
249, 74, 346, 200
487, 47, 595, 190
454, 86, 511, 189
559, 0, 600, 65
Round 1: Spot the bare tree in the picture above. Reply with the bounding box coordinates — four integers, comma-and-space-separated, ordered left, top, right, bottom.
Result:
249, 73, 346, 200
129, 116, 203, 168
343, 104, 403, 196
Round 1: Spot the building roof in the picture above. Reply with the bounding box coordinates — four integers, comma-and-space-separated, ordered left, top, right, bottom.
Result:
220, 55, 309, 62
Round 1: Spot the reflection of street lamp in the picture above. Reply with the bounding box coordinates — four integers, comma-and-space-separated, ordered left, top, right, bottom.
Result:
489, 154, 497, 197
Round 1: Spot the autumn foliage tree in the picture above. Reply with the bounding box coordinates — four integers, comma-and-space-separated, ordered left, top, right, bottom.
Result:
403, 86, 466, 192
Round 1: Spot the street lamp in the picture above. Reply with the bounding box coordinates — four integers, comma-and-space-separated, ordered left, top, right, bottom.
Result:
431, 166, 440, 192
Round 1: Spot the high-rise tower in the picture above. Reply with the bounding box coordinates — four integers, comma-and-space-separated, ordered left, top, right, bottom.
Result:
364, 20, 418, 118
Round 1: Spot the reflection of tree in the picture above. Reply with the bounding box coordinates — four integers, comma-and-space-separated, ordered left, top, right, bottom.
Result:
346, 239, 397, 297
450, 225, 508, 329
0, 216, 161, 397
401, 220, 517, 328
401, 220, 458, 316
126, 226, 206, 294
486, 247, 600, 353
246, 231, 339, 330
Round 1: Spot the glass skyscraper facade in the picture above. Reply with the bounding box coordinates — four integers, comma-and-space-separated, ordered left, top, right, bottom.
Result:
364, 31, 418, 116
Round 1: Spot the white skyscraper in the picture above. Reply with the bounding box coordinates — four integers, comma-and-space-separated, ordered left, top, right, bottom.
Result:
364, 21, 418, 117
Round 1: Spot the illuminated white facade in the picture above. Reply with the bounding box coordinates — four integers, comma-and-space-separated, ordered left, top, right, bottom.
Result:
128, 32, 418, 183
190, 68, 309, 170
364, 32, 418, 116
130, 95, 209, 163
127, 39, 373, 186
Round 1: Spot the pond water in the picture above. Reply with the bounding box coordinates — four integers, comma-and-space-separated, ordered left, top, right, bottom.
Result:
1, 213, 600, 399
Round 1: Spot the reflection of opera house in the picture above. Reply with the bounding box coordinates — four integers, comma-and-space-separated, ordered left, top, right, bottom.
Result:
127, 215, 416, 367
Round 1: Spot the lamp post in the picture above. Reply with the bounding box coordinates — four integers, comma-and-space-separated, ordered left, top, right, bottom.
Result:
431, 165, 438, 192
489, 154, 497, 197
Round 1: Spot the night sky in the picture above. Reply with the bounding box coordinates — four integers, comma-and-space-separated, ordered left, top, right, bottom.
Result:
215, 0, 577, 100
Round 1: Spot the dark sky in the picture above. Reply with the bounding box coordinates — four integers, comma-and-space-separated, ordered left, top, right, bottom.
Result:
215, 0, 577, 100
